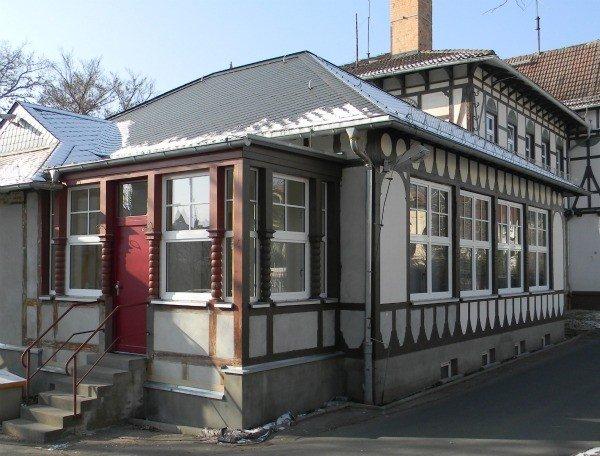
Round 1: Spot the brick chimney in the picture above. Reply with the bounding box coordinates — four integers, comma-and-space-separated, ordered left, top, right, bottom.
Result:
390, 0, 432, 55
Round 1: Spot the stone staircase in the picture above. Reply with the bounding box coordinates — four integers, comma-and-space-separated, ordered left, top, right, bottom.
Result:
3, 353, 146, 443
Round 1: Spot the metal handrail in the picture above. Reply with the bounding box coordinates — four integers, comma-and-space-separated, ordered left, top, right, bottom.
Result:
21, 302, 87, 398
64, 302, 148, 416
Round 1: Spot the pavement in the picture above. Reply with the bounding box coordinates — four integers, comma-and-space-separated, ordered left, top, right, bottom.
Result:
0, 330, 598, 456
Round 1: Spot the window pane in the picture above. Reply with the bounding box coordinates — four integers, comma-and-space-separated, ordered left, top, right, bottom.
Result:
438, 215, 448, 237
459, 247, 472, 291
528, 211, 537, 246
167, 178, 190, 205
417, 185, 427, 209
250, 237, 258, 297
320, 241, 326, 295
273, 205, 285, 230
496, 249, 508, 289
416, 210, 427, 236
249, 170, 258, 202
287, 180, 305, 206
70, 213, 88, 235
70, 189, 88, 212
191, 176, 210, 204
225, 201, 233, 231
225, 237, 233, 297
271, 242, 305, 293
409, 243, 427, 294
273, 178, 285, 204
431, 245, 449, 293
119, 181, 147, 217
287, 207, 305, 232
226, 169, 233, 200
165, 241, 211, 293
510, 250, 521, 288
431, 189, 439, 212
475, 249, 489, 290
88, 212, 101, 235
251, 201, 258, 232
69, 244, 101, 290
409, 184, 418, 209
167, 206, 190, 231
527, 252, 537, 287
460, 218, 472, 240
88, 188, 100, 211
439, 191, 448, 213
538, 252, 547, 286
191, 204, 210, 229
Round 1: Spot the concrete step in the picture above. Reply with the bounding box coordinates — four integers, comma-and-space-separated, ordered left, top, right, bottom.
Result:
86, 353, 147, 371
20, 404, 79, 428
52, 377, 113, 398
76, 364, 131, 383
2, 419, 65, 444
38, 391, 98, 414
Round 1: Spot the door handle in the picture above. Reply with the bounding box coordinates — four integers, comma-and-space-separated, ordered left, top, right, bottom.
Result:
114, 281, 122, 296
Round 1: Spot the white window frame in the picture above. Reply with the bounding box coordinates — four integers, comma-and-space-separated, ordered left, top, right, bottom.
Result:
541, 141, 550, 168
160, 172, 211, 303
527, 207, 549, 292
507, 123, 516, 153
459, 191, 492, 297
497, 200, 524, 294
271, 174, 310, 301
485, 113, 497, 143
409, 178, 452, 301
66, 185, 102, 297
525, 134, 535, 161
320, 182, 328, 298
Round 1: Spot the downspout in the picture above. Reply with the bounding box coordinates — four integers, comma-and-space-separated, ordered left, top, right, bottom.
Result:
347, 127, 373, 405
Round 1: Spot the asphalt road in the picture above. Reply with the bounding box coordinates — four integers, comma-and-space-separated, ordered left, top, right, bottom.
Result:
1, 331, 598, 456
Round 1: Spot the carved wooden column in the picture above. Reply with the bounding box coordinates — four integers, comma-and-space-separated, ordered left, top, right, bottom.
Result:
52, 188, 68, 296
309, 234, 323, 298
146, 173, 162, 300
257, 229, 274, 303
99, 234, 114, 297
99, 180, 115, 300
309, 179, 324, 299
208, 229, 225, 303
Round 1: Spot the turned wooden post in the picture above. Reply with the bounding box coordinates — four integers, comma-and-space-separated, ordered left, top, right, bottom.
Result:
147, 173, 162, 300
208, 229, 225, 303
52, 188, 68, 295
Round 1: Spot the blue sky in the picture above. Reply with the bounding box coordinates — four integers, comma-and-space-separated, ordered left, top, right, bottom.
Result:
1, 0, 598, 94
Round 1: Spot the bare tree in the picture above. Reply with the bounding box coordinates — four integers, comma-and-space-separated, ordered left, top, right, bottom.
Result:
112, 69, 155, 114
39, 51, 155, 117
0, 41, 47, 110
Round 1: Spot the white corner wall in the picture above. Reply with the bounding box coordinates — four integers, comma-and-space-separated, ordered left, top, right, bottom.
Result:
379, 171, 407, 304
567, 214, 600, 292
552, 212, 565, 290
340, 166, 366, 303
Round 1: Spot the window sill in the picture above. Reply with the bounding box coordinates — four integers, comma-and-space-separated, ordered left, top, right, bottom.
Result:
273, 298, 336, 307
411, 297, 459, 306
38, 295, 102, 303
213, 302, 234, 310
498, 292, 528, 298
150, 299, 208, 308
460, 294, 498, 302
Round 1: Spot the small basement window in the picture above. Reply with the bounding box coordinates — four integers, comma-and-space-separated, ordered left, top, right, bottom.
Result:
482, 348, 496, 367
441, 358, 458, 380
542, 333, 551, 348
520, 340, 527, 354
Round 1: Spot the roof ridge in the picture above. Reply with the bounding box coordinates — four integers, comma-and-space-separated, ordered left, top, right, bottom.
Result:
20, 102, 111, 124
506, 39, 600, 63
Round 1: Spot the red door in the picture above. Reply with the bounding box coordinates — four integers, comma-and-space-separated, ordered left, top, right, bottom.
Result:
114, 181, 149, 354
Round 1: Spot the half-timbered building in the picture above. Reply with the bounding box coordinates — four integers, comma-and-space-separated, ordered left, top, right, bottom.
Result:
0, 6, 590, 441
506, 41, 600, 309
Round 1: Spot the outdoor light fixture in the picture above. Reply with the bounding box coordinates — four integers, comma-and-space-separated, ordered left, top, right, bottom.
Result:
386, 143, 430, 173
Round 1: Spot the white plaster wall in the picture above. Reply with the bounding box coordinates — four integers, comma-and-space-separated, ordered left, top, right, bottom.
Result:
322, 309, 336, 347
56, 304, 101, 344
0, 202, 24, 346
153, 308, 210, 356
552, 212, 565, 290
249, 315, 267, 358
379, 171, 407, 304
340, 166, 366, 303
216, 313, 235, 359
26, 192, 39, 299
273, 312, 318, 353
340, 310, 364, 349
149, 359, 222, 391
421, 91, 449, 118
567, 214, 600, 291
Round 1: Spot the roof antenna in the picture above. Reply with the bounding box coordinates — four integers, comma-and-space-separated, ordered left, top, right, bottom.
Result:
367, 0, 371, 59
535, 0, 541, 54
355, 12, 359, 67
229, 61, 233, 69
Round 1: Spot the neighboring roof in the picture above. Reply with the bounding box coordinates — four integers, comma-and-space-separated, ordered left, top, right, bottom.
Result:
341, 49, 495, 79
0, 102, 121, 189
506, 41, 600, 110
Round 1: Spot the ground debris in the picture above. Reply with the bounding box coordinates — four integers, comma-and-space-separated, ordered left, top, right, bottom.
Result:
565, 310, 600, 332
